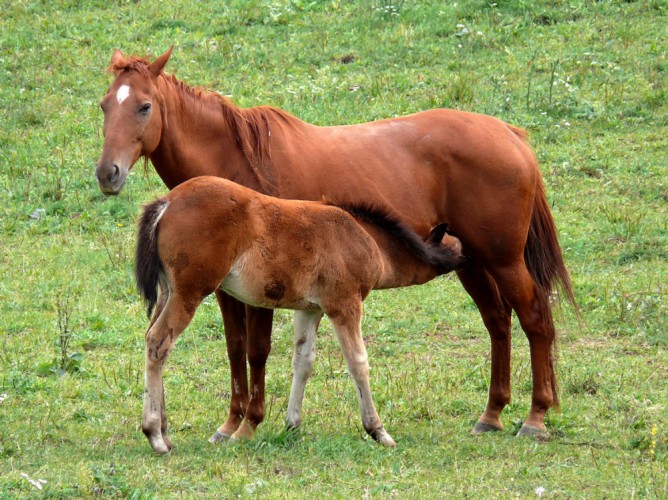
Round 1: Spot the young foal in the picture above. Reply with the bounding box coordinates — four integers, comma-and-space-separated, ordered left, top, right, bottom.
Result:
135, 176, 466, 454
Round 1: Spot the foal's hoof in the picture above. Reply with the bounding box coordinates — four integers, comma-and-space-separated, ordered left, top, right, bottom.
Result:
516, 424, 549, 440
146, 435, 172, 455
208, 431, 232, 444
471, 421, 503, 435
370, 427, 397, 448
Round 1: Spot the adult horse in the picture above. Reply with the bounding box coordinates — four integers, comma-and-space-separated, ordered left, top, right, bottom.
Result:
96, 47, 575, 441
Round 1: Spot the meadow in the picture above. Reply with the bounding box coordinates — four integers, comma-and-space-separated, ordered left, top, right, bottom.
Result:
1, 0, 666, 497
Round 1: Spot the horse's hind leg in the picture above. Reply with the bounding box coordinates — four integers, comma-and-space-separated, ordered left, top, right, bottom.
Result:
457, 265, 513, 434
490, 261, 557, 436
209, 292, 249, 443
143, 293, 197, 454
329, 304, 396, 447
286, 310, 323, 429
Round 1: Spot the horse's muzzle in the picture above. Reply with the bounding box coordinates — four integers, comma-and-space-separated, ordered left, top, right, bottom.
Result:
96, 162, 127, 195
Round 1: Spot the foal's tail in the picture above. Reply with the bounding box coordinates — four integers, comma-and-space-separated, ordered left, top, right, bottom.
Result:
135, 199, 169, 318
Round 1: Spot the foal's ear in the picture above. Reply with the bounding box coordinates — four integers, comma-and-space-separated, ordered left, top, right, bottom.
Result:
148, 46, 173, 78
110, 48, 124, 68
427, 223, 450, 245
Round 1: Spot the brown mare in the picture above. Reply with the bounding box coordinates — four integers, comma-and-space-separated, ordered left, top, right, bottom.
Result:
135, 175, 467, 453
96, 48, 576, 442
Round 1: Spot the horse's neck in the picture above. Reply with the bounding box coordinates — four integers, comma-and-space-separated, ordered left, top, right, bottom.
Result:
149, 78, 260, 191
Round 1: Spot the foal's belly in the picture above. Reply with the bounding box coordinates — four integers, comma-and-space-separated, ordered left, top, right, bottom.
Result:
219, 270, 321, 312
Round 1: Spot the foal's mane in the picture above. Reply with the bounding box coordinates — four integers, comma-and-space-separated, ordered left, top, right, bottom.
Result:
334, 202, 460, 272
109, 56, 291, 194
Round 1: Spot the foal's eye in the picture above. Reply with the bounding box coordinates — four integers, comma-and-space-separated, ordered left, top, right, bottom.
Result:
139, 103, 152, 115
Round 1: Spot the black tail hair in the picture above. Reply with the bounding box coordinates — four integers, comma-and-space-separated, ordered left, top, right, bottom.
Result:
335, 203, 467, 274
135, 199, 168, 318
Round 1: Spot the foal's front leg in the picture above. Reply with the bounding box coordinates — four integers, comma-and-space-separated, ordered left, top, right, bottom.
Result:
286, 310, 323, 429
329, 304, 396, 447
142, 294, 196, 454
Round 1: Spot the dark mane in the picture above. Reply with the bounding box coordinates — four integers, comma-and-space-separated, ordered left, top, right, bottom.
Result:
334, 202, 464, 273
109, 55, 292, 195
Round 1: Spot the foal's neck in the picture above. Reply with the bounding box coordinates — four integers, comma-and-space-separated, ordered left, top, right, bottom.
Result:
358, 222, 443, 290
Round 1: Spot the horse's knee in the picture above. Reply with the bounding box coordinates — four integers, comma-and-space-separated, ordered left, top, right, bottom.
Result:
247, 330, 271, 369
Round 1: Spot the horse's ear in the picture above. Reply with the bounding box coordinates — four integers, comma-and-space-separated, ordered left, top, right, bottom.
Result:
110, 48, 124, 71
149, 46, 173, 78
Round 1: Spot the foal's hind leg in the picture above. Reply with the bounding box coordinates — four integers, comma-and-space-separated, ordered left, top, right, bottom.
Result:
147, 278, 169, 330
328, 305, 396, 447
209, 292, 249, 443
490, 261, 557, 436
457, 265, 513, 434
286, 310, 323, 429
143, 293, 197, 454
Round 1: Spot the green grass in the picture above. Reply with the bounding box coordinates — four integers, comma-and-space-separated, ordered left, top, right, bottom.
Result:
1, 0, 666, 497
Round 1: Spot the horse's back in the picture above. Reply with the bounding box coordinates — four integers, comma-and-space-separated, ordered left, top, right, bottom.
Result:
271, 108, 538, 261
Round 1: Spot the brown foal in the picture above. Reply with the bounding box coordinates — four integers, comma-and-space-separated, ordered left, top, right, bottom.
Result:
135, 176, 466, 453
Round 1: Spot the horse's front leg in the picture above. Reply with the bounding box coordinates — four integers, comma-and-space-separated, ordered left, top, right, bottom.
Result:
231, 305, 274, 440
286, 310, 323, 429
209, 291, 249, 443
142, 294, 196, 454
329, 304, 396, 448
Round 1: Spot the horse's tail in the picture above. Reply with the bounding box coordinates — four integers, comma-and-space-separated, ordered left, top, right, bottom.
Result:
135, 199, 169, 318
524, 176, 579, 408
337, 203, 467, 273
525, 178, 577, 309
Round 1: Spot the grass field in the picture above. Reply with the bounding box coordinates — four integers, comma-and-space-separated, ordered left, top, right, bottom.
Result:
1, 0, 666, 497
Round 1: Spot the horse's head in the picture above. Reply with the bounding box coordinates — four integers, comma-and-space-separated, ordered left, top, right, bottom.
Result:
95, 47, 172, 195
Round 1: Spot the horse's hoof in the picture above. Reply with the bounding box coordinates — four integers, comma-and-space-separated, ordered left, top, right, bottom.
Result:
208, 431, 231, 444
471, 421, 503, 435
230, 421, 254, 441
516, 424, 549, 440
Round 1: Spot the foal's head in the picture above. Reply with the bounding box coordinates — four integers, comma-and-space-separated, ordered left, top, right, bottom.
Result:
95, 47, 173, 195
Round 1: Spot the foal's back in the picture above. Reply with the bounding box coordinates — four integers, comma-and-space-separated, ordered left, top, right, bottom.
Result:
156, 177, 385, 311
155, 176, 465, 316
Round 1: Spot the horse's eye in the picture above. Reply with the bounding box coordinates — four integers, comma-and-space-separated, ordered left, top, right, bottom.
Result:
139, 103, 152, 115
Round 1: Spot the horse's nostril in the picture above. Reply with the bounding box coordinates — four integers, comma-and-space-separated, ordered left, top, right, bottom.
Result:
109, 164, 120, 183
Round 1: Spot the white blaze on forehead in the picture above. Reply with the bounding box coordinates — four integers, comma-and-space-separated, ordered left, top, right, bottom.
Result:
116, 84, 131, 105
